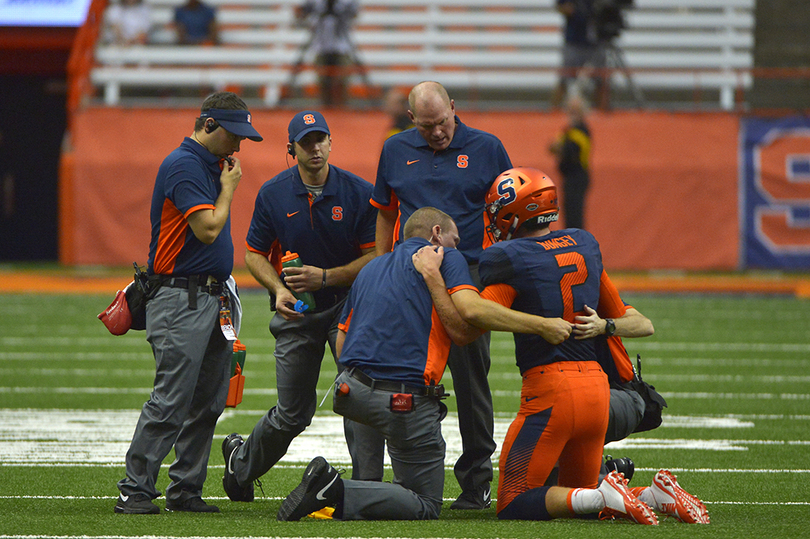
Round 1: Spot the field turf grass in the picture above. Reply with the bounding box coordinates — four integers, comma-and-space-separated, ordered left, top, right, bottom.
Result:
1, 290, 809, 538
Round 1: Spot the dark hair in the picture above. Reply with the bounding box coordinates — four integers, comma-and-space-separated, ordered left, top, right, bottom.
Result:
194, 91, 249, 131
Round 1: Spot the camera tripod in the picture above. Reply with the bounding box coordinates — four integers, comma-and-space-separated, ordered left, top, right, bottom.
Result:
576, 40, 644, 108
282, 19, 375, 106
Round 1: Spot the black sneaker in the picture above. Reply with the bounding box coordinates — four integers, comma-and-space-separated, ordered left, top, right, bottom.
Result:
604, 455, 635, 482
222, 433, 254, 502
277, 456, 342, 521
165, 496, 220, 513
114, 493, 160, 514
449, 484, 492, 510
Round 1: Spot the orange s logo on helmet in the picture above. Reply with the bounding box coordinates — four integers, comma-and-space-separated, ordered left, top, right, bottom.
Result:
457, 155, 469, 168
332, 206, 344, 221
303, 114, 316, 125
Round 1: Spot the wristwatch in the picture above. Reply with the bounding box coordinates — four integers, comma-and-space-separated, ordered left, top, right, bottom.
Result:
604, 318, 616, 337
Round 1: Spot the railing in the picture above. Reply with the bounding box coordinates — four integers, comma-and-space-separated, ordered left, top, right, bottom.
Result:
88, 0, 756, 109
67, 0, 109, 123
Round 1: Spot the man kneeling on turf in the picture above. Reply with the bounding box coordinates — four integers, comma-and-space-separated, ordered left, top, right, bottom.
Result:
277, 204, 706, 524
416, 168, 708, 524
277, 206, 572, 520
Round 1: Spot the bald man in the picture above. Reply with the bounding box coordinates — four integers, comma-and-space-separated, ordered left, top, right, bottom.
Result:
369, 81, 512, 509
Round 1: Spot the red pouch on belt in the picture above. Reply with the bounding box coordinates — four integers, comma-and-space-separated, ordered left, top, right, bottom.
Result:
390, 393, 413, 413
97, 289, 132, 336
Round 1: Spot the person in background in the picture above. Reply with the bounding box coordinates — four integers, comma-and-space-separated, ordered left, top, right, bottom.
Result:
383, 87, 413, 139
549, 94, 591, 230
175, 0, 219, 45
552, 0, 607, 109
104, 0, 153, 46
296, 0, 360, 106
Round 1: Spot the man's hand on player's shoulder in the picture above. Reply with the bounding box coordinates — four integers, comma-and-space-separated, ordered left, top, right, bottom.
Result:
412, 245, 444, 280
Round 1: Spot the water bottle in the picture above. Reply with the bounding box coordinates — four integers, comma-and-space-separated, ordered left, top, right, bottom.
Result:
281, 251, 316, 312
231, 339, 246, 377
226, 339, 246, 408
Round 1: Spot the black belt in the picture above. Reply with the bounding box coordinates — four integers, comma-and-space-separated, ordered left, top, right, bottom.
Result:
150, 274, 224, 310
348, 367, 446, 399
159, 275, 223, 296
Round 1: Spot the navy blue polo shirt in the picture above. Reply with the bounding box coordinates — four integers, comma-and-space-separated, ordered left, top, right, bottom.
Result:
148, 137, 233, 281
246, 164, 377, 309
372, 117, 512, 264
338, 237, 477, 386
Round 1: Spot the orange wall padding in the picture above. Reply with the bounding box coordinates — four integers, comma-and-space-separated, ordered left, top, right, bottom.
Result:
67, 108, 739, 270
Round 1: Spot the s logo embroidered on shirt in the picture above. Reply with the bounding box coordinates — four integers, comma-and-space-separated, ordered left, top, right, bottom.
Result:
457, 155, 469, 168
332, 207, 344, 221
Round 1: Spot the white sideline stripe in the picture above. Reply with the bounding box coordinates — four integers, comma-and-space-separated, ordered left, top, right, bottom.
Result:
0, 387, 278, 396
4, 387, 810, 401
659, 392, 810, 400
607, 438, 810, 451
4, 463, 810, 473
652, 374, 810, 383
628, 342, 810, 352
635, 467, 810, 473
0, 352, 279, 363
1, 500, 808, 508
6, 368, 810, 385
220, 409, 810, 422
642, 357, 810, 368
4, 337, 809, 352
1, 410, 808, 465
492, 390, 810, 400
5, 352, 810, 368
0, 536, 470, 539
0, 369, 157, 377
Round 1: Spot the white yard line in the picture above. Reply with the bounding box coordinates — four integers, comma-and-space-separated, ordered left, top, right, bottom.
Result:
1, 409, 809, 466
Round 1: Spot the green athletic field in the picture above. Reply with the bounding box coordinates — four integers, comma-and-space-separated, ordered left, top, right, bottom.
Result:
1, 290, 808, 538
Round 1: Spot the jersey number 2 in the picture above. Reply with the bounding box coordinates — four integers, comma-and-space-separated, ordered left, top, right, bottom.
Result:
554, 251, 588, 322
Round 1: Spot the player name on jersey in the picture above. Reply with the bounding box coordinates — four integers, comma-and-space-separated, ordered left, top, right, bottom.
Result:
536, 234, 578, 251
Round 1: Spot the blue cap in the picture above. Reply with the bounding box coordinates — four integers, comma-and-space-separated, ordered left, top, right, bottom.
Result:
200, 108, 263, 141
288, 111, 330, 143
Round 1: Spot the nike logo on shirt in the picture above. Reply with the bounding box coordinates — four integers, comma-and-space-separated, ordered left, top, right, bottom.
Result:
287, 211, 299, 218
407, 160, 420, 165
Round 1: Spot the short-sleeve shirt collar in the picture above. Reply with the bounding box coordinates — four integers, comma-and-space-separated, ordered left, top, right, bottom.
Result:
289, 165, 340, 197
181, 137, 221, 167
